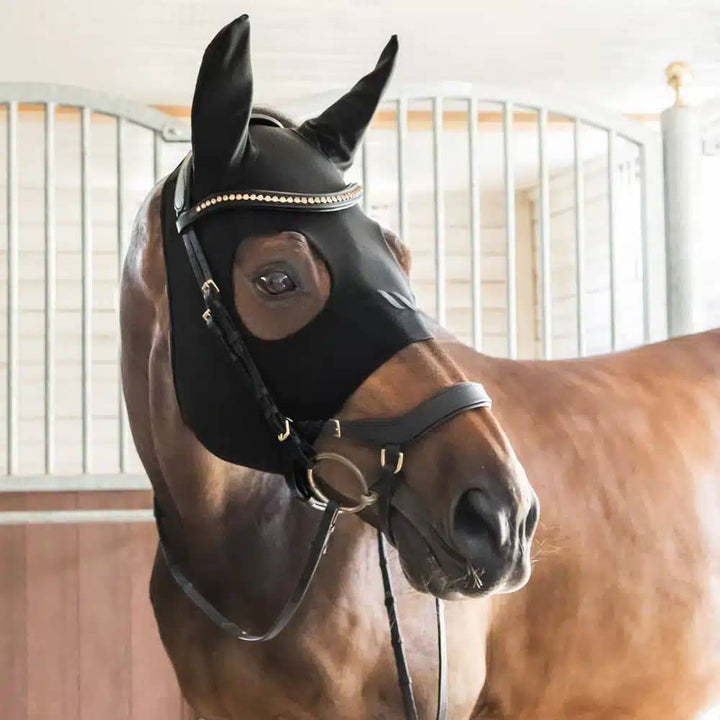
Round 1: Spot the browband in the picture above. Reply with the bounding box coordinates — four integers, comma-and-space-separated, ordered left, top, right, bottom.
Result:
174, 154, 364, 234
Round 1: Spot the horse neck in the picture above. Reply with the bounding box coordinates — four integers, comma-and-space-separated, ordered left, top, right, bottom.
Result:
167, 462, 374, 628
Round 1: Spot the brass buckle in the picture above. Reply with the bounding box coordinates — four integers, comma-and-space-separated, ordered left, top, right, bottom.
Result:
201, 279, 219, 296
306, 452, 378, 514
329, 419, 342, 438
380, 448, 404, 475
202, 308, 212, 323
277, 418, 292, 442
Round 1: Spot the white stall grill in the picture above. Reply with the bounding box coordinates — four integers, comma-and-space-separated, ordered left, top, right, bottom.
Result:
0, 82, 665, 521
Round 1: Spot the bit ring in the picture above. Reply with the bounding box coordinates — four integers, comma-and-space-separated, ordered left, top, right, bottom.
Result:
307, 452, 378, 514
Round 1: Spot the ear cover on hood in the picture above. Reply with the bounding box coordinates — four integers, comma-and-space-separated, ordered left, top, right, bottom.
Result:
190, 14, 254, 192
297, 35, 398, 171
163, 17, 433, 474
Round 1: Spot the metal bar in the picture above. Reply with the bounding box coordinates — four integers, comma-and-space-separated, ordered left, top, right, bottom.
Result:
153, 130, 162, 182
503, 102, 518, 359
117, 117, 126, 472
0, 83, 191, 140
44, 102, 56, 472
607, 129, 618, 350
0, 509, 154, 526
468, 97, 482, 350
0, 474, 151, 493
573, 119, 587, 356
638, 143, 651, 343
80, 107, 92, 473
6, 102, 19, 474
361, 140, 369, 214
432, 97, 446, 325
396, 97, 409, 242
538, 108, 552, 359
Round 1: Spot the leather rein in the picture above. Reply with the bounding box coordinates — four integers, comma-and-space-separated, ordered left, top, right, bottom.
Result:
159, 153, 493, 720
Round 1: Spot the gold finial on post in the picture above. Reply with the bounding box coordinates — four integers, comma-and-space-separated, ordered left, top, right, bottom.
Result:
665, 61, 693, 106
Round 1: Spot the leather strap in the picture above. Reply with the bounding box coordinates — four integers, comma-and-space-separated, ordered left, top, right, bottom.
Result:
300, 382, 491, 446
378, 530, 419, 720
378, 531, 447, 720
435, 597, 447, 720
154, 498, 340, 642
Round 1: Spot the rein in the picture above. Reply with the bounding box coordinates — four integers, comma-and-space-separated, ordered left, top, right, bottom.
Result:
158, 153, 494, 719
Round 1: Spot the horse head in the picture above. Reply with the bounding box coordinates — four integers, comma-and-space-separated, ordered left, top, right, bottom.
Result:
164, 14, 538, 599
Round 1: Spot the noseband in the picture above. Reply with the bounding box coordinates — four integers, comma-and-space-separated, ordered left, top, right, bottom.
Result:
157, 152, 493, 720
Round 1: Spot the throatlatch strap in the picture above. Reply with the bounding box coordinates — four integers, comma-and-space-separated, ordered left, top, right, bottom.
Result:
154, 498, 340, 642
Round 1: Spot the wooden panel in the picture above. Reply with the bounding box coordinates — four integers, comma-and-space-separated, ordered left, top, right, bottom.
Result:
77, 491, 134, 720
26, 492, 79, 720
0, 493, 27, 720
129, 521, 185, 720
0, 490, 187, 719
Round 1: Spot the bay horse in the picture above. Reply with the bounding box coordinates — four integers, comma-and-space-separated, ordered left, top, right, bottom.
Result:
121, 14, 720, 720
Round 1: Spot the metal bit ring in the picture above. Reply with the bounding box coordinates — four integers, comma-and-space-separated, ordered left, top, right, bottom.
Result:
306, 452, 378, 514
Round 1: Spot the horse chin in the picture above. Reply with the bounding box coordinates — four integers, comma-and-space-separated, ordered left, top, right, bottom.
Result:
390, 511, 531, 600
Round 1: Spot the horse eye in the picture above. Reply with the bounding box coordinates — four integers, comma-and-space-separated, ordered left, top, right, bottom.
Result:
255, 270, 297, 296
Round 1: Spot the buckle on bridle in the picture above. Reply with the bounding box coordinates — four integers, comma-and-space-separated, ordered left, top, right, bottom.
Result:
201, 279, 219, 297
277, 417, 292, 442
380, 448, 404, 474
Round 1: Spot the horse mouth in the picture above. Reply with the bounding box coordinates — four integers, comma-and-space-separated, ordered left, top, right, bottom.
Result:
390, 510, 531, 599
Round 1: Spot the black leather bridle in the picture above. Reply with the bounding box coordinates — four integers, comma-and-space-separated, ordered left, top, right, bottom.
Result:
157, 152, 493, 720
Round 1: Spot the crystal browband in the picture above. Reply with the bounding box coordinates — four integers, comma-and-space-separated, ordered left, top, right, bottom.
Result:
176, 182, 364, 233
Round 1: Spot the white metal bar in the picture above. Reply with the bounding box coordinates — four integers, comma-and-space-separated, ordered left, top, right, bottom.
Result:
503, 102, 517, 359
80, 107, 92, 473
432, 97, 446, 325
44, 102, 56, 473
538, 108, 552, 359
0, 509, 154, 526
153, 130, 162, 181
468, 97, 482, 350
396, 98, 409, 242
6, 101, 19, 475
117, 118, 127, 473
0, 83, 190, 140
638, 143, 651, 343
608, 129, 618, 350
361, 140, 369, 214
573, 119, 587, 356
0, 474, 150, 492
282, 82, 656, 148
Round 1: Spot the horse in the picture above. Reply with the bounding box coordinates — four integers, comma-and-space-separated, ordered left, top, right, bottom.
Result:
121, 14, 720, 720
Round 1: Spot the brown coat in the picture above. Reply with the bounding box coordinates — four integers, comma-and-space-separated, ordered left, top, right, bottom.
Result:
121, 182, 720, 719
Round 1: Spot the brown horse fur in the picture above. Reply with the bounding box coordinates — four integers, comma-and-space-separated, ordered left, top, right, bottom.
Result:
121, 176, 720, 719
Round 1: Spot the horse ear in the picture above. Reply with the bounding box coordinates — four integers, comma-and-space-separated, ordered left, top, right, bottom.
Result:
191, 15, 253, 190
298, 36, 398, 172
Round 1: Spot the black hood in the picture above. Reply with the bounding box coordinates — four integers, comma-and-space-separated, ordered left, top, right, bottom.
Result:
162, 16, 433, 473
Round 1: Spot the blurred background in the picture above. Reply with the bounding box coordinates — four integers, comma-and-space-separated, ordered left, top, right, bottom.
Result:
1, 1, 719, 718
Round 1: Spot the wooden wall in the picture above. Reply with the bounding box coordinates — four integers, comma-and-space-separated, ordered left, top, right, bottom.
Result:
0, 490, 193, 720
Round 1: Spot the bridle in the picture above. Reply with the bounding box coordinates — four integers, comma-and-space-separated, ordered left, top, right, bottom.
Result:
157, 150, 493, 720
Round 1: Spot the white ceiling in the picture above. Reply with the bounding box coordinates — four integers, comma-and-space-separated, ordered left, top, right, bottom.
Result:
3, 0, 720, 114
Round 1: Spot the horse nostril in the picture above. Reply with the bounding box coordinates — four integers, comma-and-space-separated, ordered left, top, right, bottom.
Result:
524, 494, 540, 540
451, 489, 511, 560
